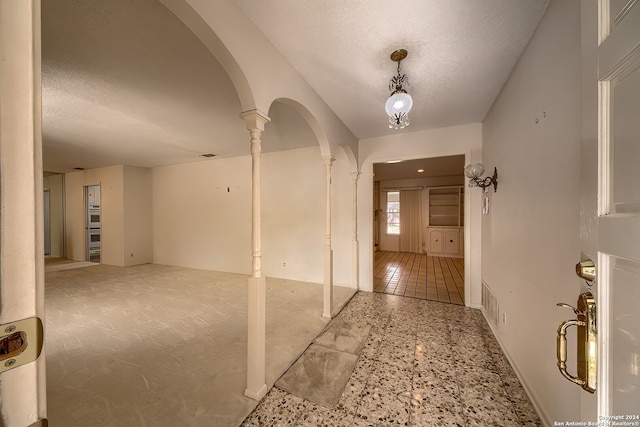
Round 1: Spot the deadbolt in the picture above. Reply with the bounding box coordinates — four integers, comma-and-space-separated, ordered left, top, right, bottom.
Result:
576, 259, 596, 282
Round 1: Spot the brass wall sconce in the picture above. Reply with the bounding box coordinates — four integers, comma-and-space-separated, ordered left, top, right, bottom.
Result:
464, 163, 498, 192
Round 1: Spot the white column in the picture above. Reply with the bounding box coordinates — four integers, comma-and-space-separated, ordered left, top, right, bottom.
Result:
240, 109, 270, 401
322, 156, 335, 318
0, 0, 47, 424
351, 172, 361, 290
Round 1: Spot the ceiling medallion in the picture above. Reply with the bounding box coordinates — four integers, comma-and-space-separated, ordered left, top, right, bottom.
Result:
385, 49, 413, 130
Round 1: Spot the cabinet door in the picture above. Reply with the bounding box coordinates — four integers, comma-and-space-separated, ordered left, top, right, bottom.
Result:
444, 229, 459, 255
429, 229, 443, 254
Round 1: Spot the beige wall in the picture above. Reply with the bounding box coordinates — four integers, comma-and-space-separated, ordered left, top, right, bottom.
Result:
481, 0, 581, 423
152, 156, 252, 273
262, 147, 324, 283
43, 173, 65, 258
66, 165, 152, 266
123, 166, 153, 266
152, 146, 356, 287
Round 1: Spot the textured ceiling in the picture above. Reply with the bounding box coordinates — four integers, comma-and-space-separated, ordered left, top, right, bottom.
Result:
234, 0, 549, 139
41, 0, 549, 173
41, 0, 317, 172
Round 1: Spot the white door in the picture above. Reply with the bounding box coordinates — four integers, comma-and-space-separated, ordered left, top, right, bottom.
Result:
0, 0, 47, 425
581, 0, 640, 420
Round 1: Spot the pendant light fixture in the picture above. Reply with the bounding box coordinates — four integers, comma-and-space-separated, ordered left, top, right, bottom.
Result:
385, 49, 413, 129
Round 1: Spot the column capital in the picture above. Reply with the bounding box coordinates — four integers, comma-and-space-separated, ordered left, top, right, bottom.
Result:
240, 109, 271, 132
322, 155, 335, 166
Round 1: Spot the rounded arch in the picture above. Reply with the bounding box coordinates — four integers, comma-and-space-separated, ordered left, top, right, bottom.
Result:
270, 98, 332, 157
338, 144, 359, 174
160, 0, 256, 111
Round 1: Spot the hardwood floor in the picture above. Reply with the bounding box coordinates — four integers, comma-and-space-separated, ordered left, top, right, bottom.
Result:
374, 251, 464, 305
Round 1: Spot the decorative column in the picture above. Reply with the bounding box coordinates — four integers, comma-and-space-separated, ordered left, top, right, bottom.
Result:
322, 156, 335, 318
351, 172, 361, 290
239, 109, 270, 400
0, 0, 47, 424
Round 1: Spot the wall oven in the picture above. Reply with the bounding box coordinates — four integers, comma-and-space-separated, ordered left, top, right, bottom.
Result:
88, 204, 101, 228
88, 228, 101, 257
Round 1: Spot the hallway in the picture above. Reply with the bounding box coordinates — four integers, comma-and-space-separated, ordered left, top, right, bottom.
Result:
243, 292, 541, 426
374, 251, 464, 305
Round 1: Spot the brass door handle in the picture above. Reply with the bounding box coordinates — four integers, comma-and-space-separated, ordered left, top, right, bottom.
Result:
556, 318, 586, 386
555, 292, 597, 393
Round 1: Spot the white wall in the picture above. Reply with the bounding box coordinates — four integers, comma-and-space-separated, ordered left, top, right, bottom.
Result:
152, 156, 252, 273
123, 166, 153, 266
262, 147, 324, 282
358, 123, 483, 307
152, 147, 353, 286
331, 147, 357, 288
481, 0, 582, 423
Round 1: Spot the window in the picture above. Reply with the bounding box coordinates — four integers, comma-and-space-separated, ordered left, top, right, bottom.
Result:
386, 191, 400, 235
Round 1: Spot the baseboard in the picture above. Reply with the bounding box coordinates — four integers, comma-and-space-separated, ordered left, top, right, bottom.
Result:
480, 308, 551, 427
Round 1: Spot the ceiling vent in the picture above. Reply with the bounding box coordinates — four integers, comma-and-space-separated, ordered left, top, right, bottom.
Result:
198, 153, 216, 158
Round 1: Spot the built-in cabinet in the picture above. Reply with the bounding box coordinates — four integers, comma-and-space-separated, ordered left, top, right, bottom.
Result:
426, 186, 464, 257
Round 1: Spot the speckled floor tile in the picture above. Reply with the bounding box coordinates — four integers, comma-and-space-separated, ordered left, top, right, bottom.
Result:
295, 403, 356, 426
242, 291, 542, 427
367, 361, 413, 393
357, 388, 411, 425
462, 393, 521, 427
242, 387, 307, 426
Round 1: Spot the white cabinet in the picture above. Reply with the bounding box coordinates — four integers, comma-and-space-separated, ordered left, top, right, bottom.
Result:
426, 186, 464, 258
427, 227, 463, 257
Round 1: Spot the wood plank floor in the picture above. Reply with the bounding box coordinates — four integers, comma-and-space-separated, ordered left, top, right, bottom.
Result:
374, 251, 464, 305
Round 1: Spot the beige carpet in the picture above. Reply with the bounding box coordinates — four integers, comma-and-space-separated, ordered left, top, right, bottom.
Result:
45, 263, 356, 426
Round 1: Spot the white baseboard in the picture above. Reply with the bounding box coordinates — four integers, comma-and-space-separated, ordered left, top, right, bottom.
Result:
480, 307, 551, 427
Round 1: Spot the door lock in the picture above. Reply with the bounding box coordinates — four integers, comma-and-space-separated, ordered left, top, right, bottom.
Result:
556, 292, 596, 393
576, 259, 596, 282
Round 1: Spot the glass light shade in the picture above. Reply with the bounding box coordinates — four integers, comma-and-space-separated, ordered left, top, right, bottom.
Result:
385, 92, 413, 116
464, 163, 485, 179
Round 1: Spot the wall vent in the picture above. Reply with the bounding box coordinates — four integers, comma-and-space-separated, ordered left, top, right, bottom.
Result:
482, 281, 499, 327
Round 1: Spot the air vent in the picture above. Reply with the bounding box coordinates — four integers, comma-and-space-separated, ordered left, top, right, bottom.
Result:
482, 281, 499, 327
199, 153, 216, 158
74, 167, 85, 170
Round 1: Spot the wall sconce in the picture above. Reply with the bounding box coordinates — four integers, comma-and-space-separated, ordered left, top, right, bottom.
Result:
464, 163, 498, 192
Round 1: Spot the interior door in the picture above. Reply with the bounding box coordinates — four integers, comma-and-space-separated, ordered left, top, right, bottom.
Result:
581, 0, 640, 420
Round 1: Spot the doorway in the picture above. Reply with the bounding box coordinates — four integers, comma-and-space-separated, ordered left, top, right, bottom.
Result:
372, 155, 466, 304
85, 184, 101, 263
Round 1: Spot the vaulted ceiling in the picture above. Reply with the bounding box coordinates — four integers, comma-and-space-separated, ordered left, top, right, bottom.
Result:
41, 0, 549, 173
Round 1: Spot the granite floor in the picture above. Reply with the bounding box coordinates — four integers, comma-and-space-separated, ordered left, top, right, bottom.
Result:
45, 263, 356, 426
242, 292, 542, 426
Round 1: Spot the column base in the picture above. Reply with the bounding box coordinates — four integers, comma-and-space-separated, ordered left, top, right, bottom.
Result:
323, 248, 333, 318
244, 383, 268, 401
